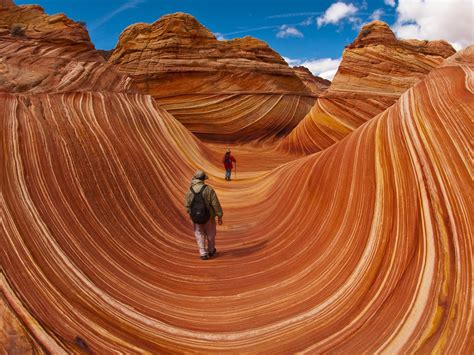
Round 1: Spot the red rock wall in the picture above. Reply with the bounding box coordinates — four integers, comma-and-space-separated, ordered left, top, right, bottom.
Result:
2, 44, 472, 352
279, 21, 456, 154
293, 65, 331, 94
0, 0, 103, 62
0, 297, 34, 354
109, 13, 318, 142
1, 2, 472, 352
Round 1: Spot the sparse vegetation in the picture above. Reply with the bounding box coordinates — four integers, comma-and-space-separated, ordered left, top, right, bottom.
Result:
77, 20, 87, 28
10, 23, 26, 37
360, 29, 371, 38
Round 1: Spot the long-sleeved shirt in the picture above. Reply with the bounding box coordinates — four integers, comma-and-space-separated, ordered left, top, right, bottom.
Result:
184, 179, 223, 219
223, 154, 236, 169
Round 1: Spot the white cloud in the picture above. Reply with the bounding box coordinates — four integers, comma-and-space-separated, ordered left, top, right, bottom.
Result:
267, 12, 322, 19
277, 25, 304, 38
213, 32, 226, 40
370, 9, 384, 21
90, 0, 145, 30
317, 2, 358, 27
283, 57, 342, 80
222, 25, 281, 36
319, 69, 339, 80
348, 15, 364, 30
301, 58, 342, 80
301, 16, 314, 26
283, 56, 302, 66
393, 0, 474, 50
384, 0, 396, 7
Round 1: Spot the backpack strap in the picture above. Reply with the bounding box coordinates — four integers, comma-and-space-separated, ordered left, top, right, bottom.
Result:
190, 185, 207, 195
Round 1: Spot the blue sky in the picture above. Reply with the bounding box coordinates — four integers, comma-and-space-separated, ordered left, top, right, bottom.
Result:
14, 0, 474, 79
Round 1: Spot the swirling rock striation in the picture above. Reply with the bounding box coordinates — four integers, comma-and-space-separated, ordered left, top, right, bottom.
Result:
0, 2, 135, 94
0, 42, 136, 94
0, 0, 103, 61
1, 2, 472, 352
280, 20, 456, 154
2, 25, 472, 353
109, 13, 317, 142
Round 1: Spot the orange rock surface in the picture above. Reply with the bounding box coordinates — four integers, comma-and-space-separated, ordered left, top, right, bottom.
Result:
1, 2, 473, 353
292, 65, 331, 94
0, 297, 34, 353
0, 0, 134, 94
109, 13, 317, 142
0, 0, 103, 61
280, 20, 456, 154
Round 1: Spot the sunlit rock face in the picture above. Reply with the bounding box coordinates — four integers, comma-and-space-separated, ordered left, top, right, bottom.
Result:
0, 0, 103, 61
1, 1, 472, 352
2, 42, 472, 352
109, 13, 318, 142
0, 46, 135, 93
279, 20, 456, 154
0, 298, 34, 353
0, 0, 137, 94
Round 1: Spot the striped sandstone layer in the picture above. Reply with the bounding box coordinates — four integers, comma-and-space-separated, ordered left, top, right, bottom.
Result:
279, 20, 456, 154
2, 10, 472, 349
0, 1, 135, 94
0, 0, 103, 61
108, 13, 317, 142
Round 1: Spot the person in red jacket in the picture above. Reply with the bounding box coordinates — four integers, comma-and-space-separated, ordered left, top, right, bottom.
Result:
223, 149, 236, 181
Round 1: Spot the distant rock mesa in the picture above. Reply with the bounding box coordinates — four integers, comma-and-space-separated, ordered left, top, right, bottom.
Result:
293, 65, 331, 94
0, 0, 134, 94
280, 20, 456, 154
109, 13, 320, 142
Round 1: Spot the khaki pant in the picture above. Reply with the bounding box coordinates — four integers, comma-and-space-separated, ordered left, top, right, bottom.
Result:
194, 218, 216, 256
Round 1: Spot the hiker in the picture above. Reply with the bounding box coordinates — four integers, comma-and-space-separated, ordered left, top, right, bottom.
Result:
223, 149, 236, 181
185, 170, 223, 260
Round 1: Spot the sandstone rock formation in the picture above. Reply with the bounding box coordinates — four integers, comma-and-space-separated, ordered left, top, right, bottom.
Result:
1, 1, 472, 353
109, 13, 318, 142
292, 65, 331, 94
2, 43, 472, 352
280, 20, 456, 154
0, 297, 34, 353
0, 1, 135, 94
0, 0, 103, 61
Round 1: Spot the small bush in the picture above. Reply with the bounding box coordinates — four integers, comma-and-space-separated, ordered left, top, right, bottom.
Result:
77, 20, 87, 28
360, 29, 371, 38
10, 23, 25, 37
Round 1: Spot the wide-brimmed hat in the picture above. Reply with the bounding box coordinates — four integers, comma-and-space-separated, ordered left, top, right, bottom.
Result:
226, 148, 231, 153
193, 170, 208, 180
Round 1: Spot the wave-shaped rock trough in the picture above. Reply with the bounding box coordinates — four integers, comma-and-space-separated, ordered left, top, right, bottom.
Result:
1, 1, 472, 352
2, 48, 473, 352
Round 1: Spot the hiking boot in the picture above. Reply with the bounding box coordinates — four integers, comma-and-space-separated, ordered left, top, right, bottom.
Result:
209, 248, 217, 257
200, 254, 209, 260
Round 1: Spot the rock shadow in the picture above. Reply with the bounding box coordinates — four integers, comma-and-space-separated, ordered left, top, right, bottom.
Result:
217, 240, 268, 258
